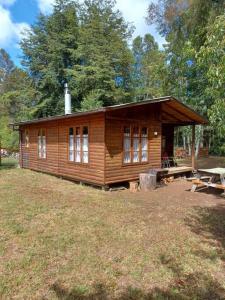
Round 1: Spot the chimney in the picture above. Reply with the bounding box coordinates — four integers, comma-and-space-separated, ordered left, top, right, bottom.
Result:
64, 83, 71, 115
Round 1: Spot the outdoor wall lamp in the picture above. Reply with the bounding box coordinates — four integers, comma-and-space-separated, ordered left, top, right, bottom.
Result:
154, 131, 158, 136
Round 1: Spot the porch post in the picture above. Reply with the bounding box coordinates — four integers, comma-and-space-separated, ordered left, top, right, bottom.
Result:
191, 125, 196, 170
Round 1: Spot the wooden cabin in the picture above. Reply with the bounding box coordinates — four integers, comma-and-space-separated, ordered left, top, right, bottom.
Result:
13, 96, 207, 188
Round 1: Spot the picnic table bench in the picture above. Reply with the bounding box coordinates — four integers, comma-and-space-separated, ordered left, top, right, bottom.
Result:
190, 168, 225, 193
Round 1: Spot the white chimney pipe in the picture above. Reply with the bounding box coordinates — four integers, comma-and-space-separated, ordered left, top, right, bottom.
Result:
64, 83, 71, 115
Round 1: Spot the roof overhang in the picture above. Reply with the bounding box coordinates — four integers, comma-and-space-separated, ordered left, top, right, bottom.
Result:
11, 96, 208, 127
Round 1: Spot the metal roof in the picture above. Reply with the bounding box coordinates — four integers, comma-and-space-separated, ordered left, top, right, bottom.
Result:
12, 96, 208, 126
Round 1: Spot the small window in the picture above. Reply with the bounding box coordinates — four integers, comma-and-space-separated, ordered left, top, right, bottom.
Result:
69, 126, 89, 164
25, 130, 29, 148
123, 125, 148, 164
38, 129, 46, 159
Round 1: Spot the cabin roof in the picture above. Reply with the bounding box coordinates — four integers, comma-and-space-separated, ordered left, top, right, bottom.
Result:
12, 96, 208, 127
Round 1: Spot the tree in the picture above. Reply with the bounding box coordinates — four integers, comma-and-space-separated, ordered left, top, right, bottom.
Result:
198, 15, 225, 153
69, 0, 134, 107
146, 0, 225, 155
0, 48, 14, 90
21, 0, 134, 115
21, 0, 80, 117
132, 34, 167, 100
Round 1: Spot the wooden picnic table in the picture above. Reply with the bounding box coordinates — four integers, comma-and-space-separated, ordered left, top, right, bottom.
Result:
191, 168, 225, 193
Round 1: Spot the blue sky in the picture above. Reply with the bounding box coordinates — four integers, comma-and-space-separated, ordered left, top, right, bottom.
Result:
0, 0, 165, 66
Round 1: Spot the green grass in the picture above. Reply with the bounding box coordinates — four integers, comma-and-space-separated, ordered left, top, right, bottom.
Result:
0, 168, 225, 299
0, 157, 18, 170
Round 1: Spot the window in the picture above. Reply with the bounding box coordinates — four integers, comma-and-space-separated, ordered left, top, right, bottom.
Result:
68, 126, 89, 164
69, 128, 74, 161
25, 130, 29, 148
38, 129, 46, 159
123, 126, 148, 164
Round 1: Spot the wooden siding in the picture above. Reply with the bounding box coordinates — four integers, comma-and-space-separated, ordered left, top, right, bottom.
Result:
105, 106, 162, 184
20, 113, 105, 185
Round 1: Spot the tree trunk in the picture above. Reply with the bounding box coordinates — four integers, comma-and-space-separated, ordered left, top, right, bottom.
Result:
139, 173, 157, 191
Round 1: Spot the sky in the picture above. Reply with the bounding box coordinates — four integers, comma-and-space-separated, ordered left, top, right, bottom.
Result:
0, 0, 165, 66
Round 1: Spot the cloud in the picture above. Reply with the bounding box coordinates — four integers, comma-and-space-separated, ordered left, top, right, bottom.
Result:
0, 0, 16, 6
37, 0, 54, 14
116, 0, 165, 49
35, 0, 165, 48
0, 4, 30, 48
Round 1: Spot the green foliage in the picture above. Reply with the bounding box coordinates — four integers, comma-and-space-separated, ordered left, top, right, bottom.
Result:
0, 116, 18, 150
147, 0, 225, 154
21, 0, 80, 117
132, 34, 167, 100
21, 0, 134, 115
80, 90, 103, 111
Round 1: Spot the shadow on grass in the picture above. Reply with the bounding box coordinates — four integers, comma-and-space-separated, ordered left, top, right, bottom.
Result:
185, 204, 225, 257
50, 271, 225, 300
50, 204, 225, 300
0, 158, 18, 170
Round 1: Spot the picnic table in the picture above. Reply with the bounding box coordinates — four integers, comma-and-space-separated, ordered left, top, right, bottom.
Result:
191, 168, 225, 193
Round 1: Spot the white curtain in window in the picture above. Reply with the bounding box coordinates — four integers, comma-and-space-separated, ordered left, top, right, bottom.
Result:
69, 135, 74, 161
75, 136, 81, 162
83, 135, 88, 163
133, 137, 139, 162
42, 136, 46, 158
38, 136, 42, 158
124, 151, 131, 163
141, 138, 148, 162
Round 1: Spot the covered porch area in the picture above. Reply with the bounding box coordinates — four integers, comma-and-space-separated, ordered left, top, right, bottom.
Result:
160, 99, 207, 175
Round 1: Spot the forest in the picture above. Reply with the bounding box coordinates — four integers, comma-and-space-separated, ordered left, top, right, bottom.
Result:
0, 0, 224, 155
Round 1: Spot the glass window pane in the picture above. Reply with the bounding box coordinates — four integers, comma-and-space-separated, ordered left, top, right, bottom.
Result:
124, 126, 130, 136
69, 128, 73, 135
142, 151, 148, 162
124, 151, 131, 163
133, 126, 139, 137
38, 136, 42, 158
76, 137, 81, 151
83, 151, 88, 163
75, 151, 81, 162
69, 135, 74, 161
141, 127, 148, 137
83, 126, 88, 135
76, 127, 80, 136
83, 137, 88, 152
124, 137, 131, 151
42, 136, 46, 158
133, 151, 139, 163
141, 138, 148, 151
133, 137, 139, 152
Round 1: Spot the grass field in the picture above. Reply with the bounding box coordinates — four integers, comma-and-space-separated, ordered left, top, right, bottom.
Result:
0, 158, 225, 299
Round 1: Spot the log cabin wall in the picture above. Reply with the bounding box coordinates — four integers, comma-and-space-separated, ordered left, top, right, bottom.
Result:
20, 112, 105, 186
104, 103, 162, 184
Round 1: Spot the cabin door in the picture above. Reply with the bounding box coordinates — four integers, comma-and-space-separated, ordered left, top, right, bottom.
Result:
21, 130, 29, 168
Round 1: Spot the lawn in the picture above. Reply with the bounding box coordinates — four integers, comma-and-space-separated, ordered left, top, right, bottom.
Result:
0, 159, 225, 299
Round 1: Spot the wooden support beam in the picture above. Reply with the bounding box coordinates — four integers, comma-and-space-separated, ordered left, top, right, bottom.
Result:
192, 125, 196, 170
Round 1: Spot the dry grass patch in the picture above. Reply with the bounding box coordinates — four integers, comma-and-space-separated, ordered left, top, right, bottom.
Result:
0, 167, 225, 299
